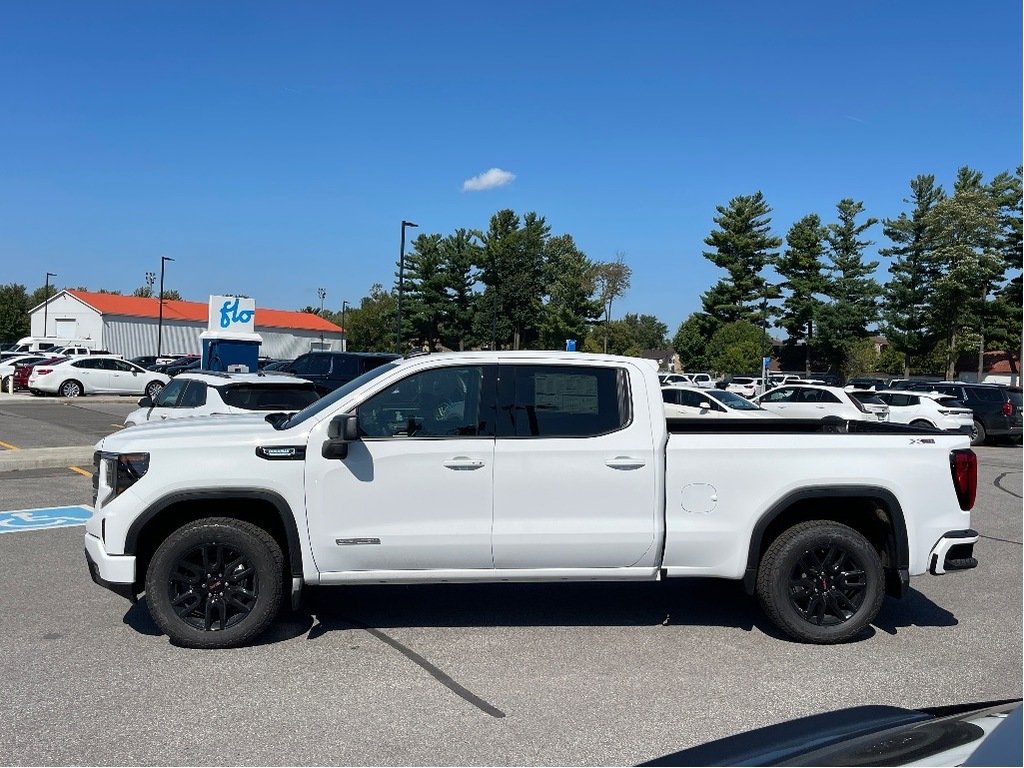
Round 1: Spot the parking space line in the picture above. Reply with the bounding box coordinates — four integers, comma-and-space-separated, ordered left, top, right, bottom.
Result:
68, 465, 93, 478
0, 439, 19, 451
110, 424, 123, 429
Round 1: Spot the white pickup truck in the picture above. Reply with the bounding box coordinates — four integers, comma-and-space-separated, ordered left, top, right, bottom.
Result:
85, 352, 980, 648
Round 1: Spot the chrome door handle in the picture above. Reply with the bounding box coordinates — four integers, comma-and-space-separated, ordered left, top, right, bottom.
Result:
605, 456, 646, 470
443, 457, 486, 470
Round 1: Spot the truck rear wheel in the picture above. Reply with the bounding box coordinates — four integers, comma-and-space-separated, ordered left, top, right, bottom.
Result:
144, 517, 284, 648
756, 520, 884, 644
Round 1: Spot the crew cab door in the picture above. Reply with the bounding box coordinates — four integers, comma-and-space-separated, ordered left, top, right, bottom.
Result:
304, 364, 497, 573
491, 362, 659, 569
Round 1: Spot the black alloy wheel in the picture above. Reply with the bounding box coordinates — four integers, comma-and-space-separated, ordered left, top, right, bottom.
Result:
787, 543, 867, 627
145, 517, 284, 648
757, 520, 884, 644
168, 542, 259, 632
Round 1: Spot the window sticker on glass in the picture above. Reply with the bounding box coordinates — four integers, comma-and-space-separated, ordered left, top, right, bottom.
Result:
534, 373, 599, 414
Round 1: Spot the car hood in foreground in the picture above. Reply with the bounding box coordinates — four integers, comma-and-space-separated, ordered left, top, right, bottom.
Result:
99, 413, 285, 452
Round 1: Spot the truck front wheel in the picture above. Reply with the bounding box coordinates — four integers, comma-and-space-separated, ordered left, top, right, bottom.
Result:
144, 517, 284, 648
756, 521, 884, 644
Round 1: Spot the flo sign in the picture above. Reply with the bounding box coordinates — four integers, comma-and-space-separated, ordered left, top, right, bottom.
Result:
208, 295, 256, 335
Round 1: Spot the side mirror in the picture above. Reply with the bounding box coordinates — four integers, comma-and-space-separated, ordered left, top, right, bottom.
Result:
138, 396, 153, 408
322, 413, 360, 460
699, 401, 711, 410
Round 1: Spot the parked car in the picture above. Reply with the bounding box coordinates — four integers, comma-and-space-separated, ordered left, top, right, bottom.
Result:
725, 376, 759, 398
28, 356, 169, 398
50, 346, 114, 357
130, 355, 160, 369
659, 373, 692, 386
846, 376, 889, 390
165, 357, 202, 377
874, 390, 974, 433
687, 372, 715, 389
662, 385, 779, 418
260, 359, 295, 372
14, 356, 68, 391
753, 384, 889, 422
907, 381, 1023, 445
1, 354, 52, 390
149, 354, 200, 374
285, 351, 400, 394
124, 372, 321, 427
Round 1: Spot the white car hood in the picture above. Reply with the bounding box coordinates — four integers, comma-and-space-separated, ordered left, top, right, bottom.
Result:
99, 413, 288, 453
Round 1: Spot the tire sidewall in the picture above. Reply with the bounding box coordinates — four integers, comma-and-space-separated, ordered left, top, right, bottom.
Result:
759, 523, 884, 644
145, 381, 164, 399
971, 420, 986, 446
145, 519, 283, 648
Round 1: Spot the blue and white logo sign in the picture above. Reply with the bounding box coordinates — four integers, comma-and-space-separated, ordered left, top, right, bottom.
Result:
209, 295, 256, 335
0, 506, 93, 534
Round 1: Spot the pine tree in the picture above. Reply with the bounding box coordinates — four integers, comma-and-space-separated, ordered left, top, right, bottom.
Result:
776, 214, 828, 376
539, 234, 601, 349
700, 192, 782, 324
879, 175, 945, 376
816, 199, 881, 371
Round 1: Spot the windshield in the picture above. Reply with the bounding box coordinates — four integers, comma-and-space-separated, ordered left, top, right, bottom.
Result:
280, 361, 399, 429
707, 389, 762, 410
850, 390, 885, 405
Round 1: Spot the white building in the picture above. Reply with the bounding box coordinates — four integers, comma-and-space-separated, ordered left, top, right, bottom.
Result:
29, 290, 344, 360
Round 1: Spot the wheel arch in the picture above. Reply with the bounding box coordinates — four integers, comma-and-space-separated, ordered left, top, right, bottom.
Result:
125, 489, 304, 587
742, 486, 909, 598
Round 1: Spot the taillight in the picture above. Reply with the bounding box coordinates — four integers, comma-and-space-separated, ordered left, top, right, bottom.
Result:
1002, 401, 1013, 417
950, 449, 977, 511
35, 368, 52, 375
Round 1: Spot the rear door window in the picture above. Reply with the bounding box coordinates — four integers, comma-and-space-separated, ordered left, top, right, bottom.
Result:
220, 385, 321, 411
500, 365, 630, 438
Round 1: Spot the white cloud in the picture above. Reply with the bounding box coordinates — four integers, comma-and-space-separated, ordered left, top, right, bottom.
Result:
462, 167, 516, 192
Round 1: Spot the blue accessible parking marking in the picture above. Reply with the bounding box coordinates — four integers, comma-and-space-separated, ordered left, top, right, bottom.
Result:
0, 506, 93, 534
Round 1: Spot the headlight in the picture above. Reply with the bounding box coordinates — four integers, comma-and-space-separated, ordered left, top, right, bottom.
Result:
98, 452, 150, 506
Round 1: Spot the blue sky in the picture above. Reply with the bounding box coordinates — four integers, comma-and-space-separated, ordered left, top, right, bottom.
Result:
2, 1, 1020, 334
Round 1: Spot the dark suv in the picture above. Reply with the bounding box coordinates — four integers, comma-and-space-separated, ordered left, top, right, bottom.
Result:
286, 351, 399, 394
909, 381, 1023, 445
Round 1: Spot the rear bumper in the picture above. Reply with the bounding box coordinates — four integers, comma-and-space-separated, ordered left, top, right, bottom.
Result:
84, 533, 138, 602
928, 529, 979, 575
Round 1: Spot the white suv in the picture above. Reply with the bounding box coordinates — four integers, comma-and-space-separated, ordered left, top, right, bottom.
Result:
124, 371, 320, 427
875, 390, 973, 432
753, 384, 890, 422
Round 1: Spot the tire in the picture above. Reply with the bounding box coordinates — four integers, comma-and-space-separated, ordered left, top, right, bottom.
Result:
756, 520, 884, 644
970, 419, 986, 446
144, 517, 284, 649
59, 379, 83, 398
0, 375, 9, 391
145, 380, 165, 399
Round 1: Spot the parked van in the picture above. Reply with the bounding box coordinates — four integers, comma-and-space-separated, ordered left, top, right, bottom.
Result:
11, 337, 95, 354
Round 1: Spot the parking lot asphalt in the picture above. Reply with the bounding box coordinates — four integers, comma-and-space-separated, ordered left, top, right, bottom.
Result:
0, 421, 1019, 764
0, 395, 137, 452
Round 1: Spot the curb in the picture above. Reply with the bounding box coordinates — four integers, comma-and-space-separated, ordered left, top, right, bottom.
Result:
0, 446, 95, 472
0, 394, 138, 404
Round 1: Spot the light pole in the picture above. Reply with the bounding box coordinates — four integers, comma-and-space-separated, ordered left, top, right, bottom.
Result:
317, 287, 326, 349
145, 271, 156, 296
395, 220, 418, 353
42, 272, 56, 338
341, 300, 350, 352
156, 256, 174, 359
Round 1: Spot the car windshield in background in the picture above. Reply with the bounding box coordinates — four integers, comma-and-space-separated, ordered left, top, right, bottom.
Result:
281, 361, 399, 429
709, 390, 762, 410
220, 384, 320, 411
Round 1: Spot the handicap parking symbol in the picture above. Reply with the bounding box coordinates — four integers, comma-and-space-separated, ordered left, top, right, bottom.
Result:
0, 506, 93, 534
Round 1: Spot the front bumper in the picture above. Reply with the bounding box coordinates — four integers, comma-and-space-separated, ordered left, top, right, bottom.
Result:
928, 529, 980, 575
84, 533, 138, 602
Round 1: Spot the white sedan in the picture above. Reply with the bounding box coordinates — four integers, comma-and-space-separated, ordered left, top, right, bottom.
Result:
1, 354, 51, 390
753, 384, 890, 422
28, 356, 169, 398
662, 385, 779, 418
124, 371, 320, 426
874, 390, 973, 432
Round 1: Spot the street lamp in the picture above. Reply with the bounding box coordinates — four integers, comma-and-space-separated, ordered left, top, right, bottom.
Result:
395, 220, 418, 353
145, 271, 157, 295
156, 256, 174, 359
341, 300, 350, 352
317, 287, 326, 349
42, 272, 57, 338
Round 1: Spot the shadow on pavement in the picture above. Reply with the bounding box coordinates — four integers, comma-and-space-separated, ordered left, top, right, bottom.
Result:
872, 587, 958, 635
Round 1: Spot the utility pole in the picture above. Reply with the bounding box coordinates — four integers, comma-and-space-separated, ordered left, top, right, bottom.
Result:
317, 287, 326, 349
42, 272, 56, 337
395, 220, 418, 353
341, 300, 349, 352
156, 256, 174, 358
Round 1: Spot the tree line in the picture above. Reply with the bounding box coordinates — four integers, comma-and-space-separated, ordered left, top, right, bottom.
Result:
676, 166, 1021, 378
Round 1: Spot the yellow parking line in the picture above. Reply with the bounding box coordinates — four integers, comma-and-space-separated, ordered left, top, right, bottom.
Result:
68, 465, 93, 477
0, 440, 19, 451
110, 424, 124, 429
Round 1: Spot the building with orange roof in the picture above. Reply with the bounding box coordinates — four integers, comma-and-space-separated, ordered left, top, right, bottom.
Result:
29, 290, 344, 360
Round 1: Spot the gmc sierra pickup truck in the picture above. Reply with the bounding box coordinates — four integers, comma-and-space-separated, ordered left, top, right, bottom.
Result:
85, 352, 980, 648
